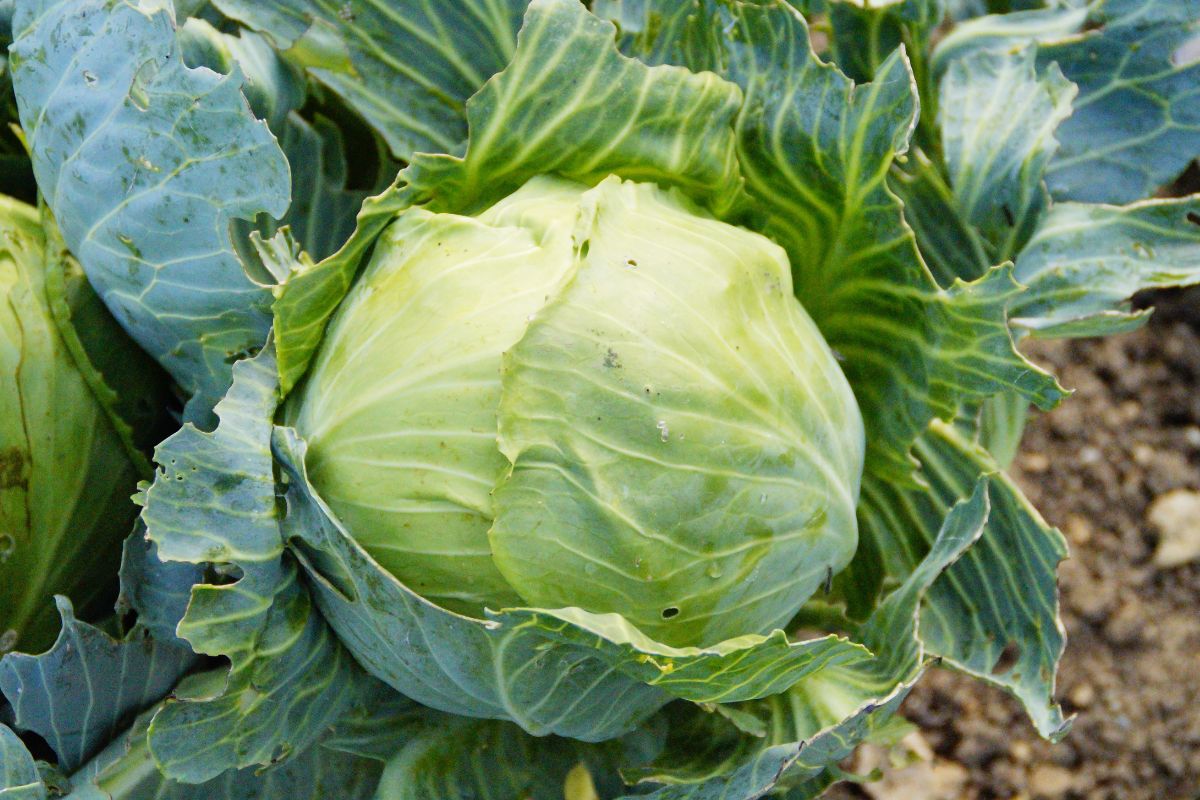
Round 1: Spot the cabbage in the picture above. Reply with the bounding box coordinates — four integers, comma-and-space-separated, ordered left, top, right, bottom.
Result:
5, 0, 1200, 796
0, 197, 165, 654
290, 176, 863, 646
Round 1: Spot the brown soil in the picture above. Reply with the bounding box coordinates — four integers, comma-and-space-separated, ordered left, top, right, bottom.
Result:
833, 288, 1200, 799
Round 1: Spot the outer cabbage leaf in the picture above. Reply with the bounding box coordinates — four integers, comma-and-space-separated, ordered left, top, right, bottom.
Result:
3, 689, 402, 800
9, 0, 290, 423
116, 532, 204, 648
812, 0, 946, 153
907, 422, 1070, 738
138, 348, 364, 783
0, 197, 164, 655
1011, 196, 1200, 338
888, 150, 993, 287
854, 420, 1071, 738
938, 46, 1075, 263
211, 0, 526, 161
1042, 0, 1200, 202
931, 4, 1090, 73
934, 0, 1200, 203
176, 18, 305, 130
0, 599, 195, 775
172, 16, 393, 263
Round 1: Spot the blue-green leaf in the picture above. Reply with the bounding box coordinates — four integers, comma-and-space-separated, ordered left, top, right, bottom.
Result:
858, 421, 1071, 738
211, 0, 526, 160
934, 0, 1200, 203
1042, 0, 1200, 202
1012, 195, 1200, 338
116, 532, 204, 648
64, 702, 386, 800
9, 0, 290, 423
939, 46, 1075, 262
139, 347, 362, 782
0, 598, 195, 773
931, 5, 1090, 74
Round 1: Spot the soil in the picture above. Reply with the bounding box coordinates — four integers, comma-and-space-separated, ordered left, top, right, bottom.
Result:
830, 287, 1200, 800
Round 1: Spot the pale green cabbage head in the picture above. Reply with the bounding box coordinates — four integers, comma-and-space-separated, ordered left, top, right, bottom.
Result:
289, 175, 864, 647
0, 196, 165, 653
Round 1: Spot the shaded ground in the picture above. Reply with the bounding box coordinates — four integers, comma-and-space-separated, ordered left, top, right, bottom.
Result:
833, 288, 1200, 799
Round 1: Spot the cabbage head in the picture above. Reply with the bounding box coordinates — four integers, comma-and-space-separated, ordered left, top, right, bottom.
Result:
288, 175, 864, 647
0, 196, 167, 654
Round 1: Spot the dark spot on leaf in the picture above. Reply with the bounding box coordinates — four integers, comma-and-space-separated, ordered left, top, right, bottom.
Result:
0, 447, 28, 489
213, 474, 241, 494
661, 607, 679, 619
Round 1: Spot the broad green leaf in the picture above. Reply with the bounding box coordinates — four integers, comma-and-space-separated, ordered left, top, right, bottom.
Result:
889, 149, 992, 286
0, 196, 153, 655
211, 0, 526, 160
935, 0, 1200, 203
117, 531, 205, 648
931, 5, 1089, 73
1042, 0, 1200, 202
403, 0, 744, 217
139, 347, 363, 783
172, 16, 393, 262
62, 702, 386, 800
859, 421, 1070, 738
596, 0, 1064, 483
939, 46, 1075, 262
1011, 196, 1200, 338
496, 607, 870, 705
176, 18, 305, 129
9, 0, 290, 423
0, 599, 195, 774
0, 725, 43, 800
273, 0, 744, 395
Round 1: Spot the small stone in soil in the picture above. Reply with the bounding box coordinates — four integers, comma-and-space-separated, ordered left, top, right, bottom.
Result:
1148, 489, 1200, 568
